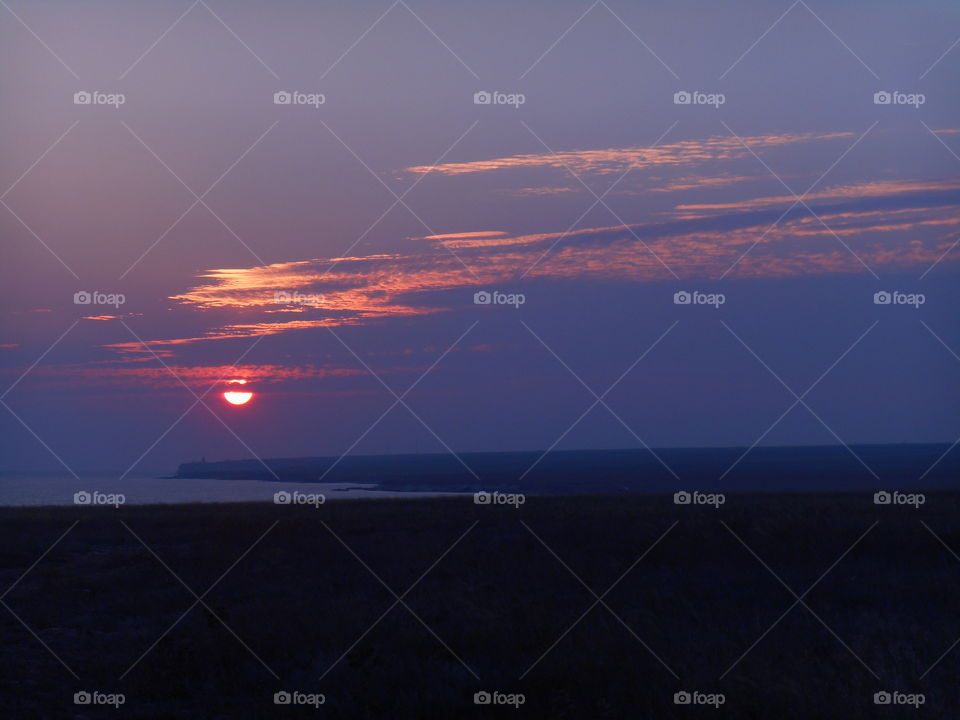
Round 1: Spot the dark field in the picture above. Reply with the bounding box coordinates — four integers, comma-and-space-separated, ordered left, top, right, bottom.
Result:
1, 493, 958, 718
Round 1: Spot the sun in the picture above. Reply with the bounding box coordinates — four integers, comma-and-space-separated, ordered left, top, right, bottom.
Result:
223, 379, 252, 405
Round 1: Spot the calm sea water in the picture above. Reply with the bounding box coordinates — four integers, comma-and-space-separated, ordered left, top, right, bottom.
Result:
0, 475, 459, 506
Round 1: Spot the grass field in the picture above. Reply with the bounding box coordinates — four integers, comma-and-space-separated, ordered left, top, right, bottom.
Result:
1, 493, 958, 718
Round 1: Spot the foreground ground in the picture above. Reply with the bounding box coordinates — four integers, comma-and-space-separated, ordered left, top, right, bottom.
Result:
0, 492, 957, 718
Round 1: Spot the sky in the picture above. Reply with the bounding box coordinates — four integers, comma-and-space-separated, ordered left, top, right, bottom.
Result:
1, 0, 959, 474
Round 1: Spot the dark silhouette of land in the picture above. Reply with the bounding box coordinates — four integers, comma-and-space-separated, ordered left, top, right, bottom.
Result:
1, 491, 958, 718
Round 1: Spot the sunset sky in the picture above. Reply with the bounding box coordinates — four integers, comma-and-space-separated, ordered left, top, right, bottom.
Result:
2, 0, 959, 474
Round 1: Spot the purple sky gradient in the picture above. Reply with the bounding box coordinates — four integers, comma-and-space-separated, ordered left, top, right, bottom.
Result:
1, 0, 959, 474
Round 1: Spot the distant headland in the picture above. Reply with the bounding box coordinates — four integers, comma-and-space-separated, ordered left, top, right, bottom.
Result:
175, 444, 960, 495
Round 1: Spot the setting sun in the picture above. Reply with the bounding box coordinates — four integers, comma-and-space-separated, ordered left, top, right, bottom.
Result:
223, 379, 252, 405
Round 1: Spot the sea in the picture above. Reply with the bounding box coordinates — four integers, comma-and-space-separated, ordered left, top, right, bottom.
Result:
0, 474, 460, 506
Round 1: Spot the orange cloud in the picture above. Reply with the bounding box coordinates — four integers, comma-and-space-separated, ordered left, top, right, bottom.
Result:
406, 132, 855, 177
